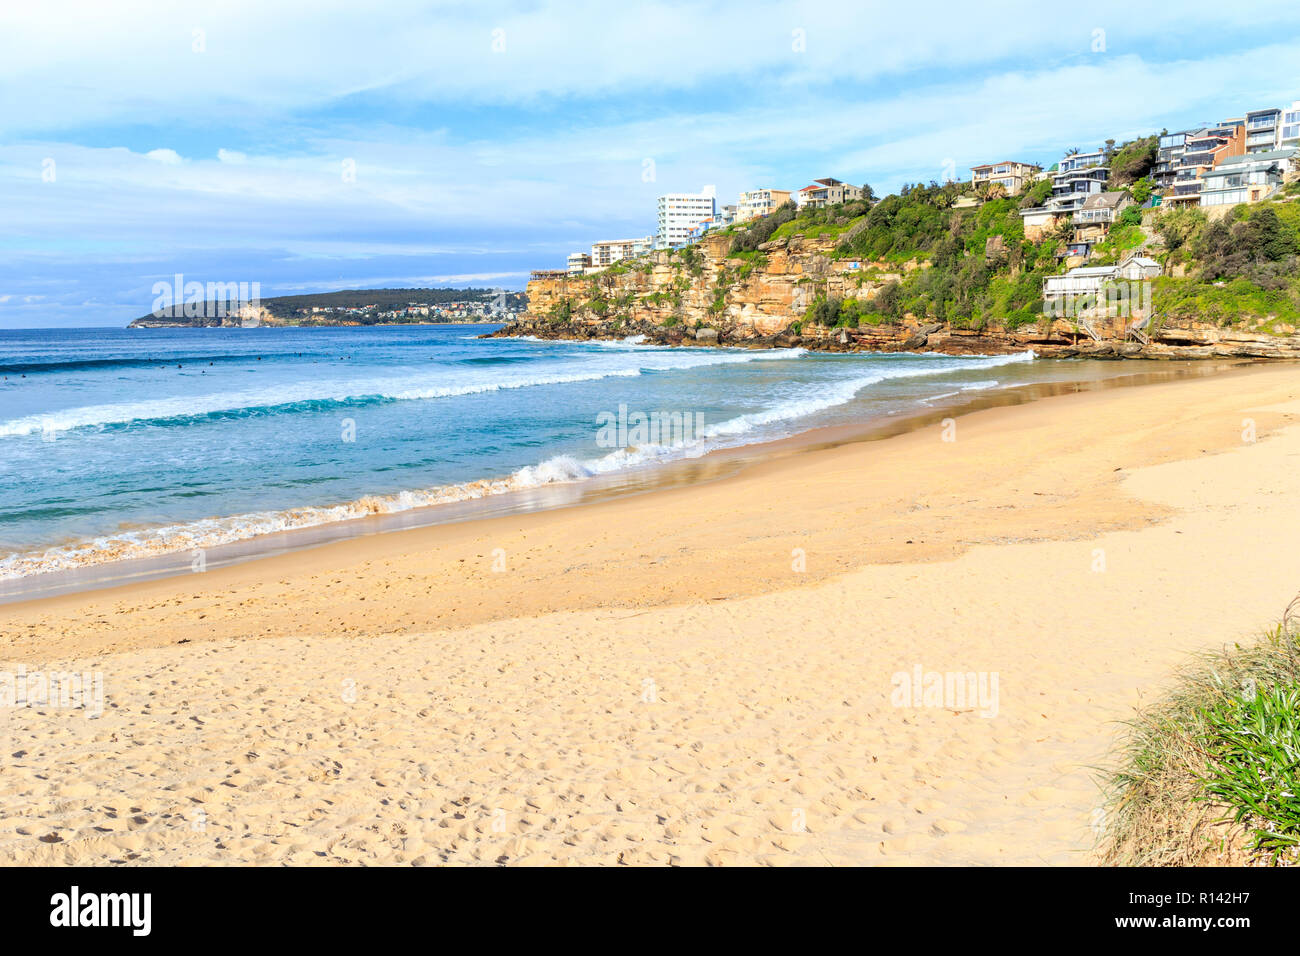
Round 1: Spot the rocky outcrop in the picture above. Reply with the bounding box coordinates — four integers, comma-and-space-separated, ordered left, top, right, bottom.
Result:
494, 232, 1300, 360
494, 312, 1300, 359
128, 305, 276, 329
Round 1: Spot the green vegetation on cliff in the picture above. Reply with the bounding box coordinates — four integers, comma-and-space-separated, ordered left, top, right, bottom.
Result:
811, 184, 1059, 329
719, 173, 1300, 334
1153, 203, 1300, 327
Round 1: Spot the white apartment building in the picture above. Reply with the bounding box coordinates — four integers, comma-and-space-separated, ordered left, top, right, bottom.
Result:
736, 188, 792, 222
1282, 100, 1300, 149
1245, 108, 1283, 153
656, 186, 717, 248
589, 237, 653, 267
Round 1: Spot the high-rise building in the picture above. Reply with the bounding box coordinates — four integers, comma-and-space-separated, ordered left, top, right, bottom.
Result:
656, 186, 717, 248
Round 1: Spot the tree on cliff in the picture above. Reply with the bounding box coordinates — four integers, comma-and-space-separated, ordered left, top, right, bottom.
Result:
1019, 177, 1053, 209
1194, 205, 1298, 280
1107, 136, 1159, 189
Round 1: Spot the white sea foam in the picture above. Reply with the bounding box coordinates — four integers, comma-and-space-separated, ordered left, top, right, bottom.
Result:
0, 347, 805, 438
0, 349, 1031, 580
701, 354, 1025, 438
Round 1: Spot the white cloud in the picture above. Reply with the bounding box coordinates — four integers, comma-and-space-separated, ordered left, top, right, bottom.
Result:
145, 148, 183, 164
3, 34, 1297, 270
1, 1, 1298, 134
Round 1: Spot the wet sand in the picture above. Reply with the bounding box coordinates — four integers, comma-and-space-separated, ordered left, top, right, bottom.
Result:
0, 358, 1237, 607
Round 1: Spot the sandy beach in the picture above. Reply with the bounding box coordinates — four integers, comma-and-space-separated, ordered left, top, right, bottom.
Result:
3, 362, 1299, 866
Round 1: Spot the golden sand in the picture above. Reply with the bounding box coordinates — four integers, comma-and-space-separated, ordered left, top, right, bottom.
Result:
2, 363, 1299, 865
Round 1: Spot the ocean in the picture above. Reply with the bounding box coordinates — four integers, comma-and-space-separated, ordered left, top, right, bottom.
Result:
1, 324, 1109, 584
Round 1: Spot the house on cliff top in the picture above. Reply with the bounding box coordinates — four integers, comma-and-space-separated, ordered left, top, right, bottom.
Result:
969, 160, 1042, 196
795, 178, 864, 208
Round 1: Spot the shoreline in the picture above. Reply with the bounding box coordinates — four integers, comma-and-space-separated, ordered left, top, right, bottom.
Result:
4, 359, 1300, 864
0, 356, 1243, 605
0, 358, 1289, 659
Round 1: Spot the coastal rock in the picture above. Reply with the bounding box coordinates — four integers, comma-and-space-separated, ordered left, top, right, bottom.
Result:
900, 322, 944, 351
501, 239, 1300, 360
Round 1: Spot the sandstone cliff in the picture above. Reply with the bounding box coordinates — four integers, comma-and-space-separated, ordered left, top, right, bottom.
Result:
491, 231, 1300, 360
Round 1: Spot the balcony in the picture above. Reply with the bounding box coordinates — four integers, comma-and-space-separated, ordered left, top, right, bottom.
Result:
1210, 175, 1247, 189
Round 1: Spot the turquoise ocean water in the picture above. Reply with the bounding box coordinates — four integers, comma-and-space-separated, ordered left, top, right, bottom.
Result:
0, 324, 1062, 579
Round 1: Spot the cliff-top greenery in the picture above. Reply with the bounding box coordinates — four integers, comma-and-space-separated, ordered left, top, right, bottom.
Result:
713, 134, 1299, 332
545, 138, 1300, 333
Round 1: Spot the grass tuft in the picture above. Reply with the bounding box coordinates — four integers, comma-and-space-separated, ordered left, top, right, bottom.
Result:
1097, 622, 1300, 866
1196, 682, 1300, 857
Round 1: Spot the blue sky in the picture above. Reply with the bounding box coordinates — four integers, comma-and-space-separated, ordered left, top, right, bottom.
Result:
2, 0, 1299, 328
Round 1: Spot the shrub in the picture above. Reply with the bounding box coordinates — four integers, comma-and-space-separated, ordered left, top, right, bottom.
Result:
1098, 624, 1300, 866
1197, 683, 1300, 857
730, 201, 798, 253
804, 295, 842, 327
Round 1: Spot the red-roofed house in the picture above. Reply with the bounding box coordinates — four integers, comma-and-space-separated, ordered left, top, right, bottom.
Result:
795, 178, 864, 208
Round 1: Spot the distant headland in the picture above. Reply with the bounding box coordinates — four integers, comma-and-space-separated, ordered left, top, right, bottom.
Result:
127, 287, 528, 328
